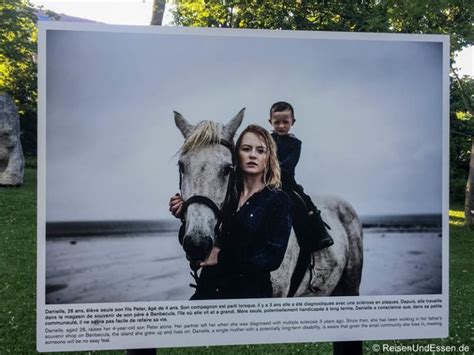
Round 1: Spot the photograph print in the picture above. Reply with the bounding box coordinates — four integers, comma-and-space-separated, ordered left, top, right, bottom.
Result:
41, 25, 446, 304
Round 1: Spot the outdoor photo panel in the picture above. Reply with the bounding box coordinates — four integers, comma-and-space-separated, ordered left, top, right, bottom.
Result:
37, 23, 449, 352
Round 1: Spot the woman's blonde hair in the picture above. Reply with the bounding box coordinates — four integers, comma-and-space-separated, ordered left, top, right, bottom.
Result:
235, 124, 281, 189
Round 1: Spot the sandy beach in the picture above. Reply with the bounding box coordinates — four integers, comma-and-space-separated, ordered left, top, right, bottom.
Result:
45, 230, 442, 304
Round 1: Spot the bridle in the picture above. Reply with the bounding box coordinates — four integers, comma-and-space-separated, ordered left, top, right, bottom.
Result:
177, 138, 236, 267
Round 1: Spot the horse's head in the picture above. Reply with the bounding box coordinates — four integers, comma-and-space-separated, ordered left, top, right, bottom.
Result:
174, 108, 245, 264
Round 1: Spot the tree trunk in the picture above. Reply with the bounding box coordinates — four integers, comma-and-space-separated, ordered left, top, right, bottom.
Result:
464, 137, 474, 227
150, 0, 166, 25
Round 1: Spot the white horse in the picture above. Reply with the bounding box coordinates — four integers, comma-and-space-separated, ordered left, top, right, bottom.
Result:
174, 109, 363, 297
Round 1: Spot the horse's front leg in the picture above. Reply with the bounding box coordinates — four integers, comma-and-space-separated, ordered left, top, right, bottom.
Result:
298, 248, 345, 297
271, 230, 299, 297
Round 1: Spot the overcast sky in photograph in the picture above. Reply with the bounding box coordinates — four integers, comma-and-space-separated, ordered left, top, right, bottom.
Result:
45, 27, 444, 221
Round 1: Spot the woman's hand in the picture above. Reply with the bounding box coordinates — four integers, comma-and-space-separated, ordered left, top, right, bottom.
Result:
200, 246, 220, 267
169, 193, 184, 219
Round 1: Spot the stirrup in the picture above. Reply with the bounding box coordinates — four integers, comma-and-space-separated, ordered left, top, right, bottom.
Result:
314, 234, 334, 251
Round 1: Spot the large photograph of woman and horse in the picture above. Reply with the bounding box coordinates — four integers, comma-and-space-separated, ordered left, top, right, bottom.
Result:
41, 26, 446, 305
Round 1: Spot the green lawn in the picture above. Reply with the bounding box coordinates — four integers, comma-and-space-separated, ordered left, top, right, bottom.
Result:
1, 169, 472, 354
0, 168, 37, 354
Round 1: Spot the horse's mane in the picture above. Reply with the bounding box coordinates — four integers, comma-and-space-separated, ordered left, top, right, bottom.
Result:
180, 121, 223, 154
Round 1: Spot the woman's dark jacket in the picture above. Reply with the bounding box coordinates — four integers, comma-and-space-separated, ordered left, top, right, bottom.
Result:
192, 186, 292, 300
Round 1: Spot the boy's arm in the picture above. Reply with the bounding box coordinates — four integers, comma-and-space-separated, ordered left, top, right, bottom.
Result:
280, 139, 301, 175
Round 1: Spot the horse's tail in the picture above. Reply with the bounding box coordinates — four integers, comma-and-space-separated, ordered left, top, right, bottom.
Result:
331, 199, 364, 296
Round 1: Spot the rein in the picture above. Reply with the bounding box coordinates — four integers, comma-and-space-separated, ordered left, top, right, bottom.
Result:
178, 138, 235, 272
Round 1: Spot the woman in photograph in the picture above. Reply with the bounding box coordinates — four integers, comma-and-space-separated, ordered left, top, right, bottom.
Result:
169, 124, 292, 299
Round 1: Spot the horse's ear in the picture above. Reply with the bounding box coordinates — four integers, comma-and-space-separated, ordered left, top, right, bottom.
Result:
223, 107, 245, 142
174, 111, 194, 138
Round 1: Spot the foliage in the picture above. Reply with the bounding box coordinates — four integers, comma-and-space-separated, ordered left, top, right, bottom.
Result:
172, 0, 474, 54
450, 76, 474, 203
0, 0, 38, 155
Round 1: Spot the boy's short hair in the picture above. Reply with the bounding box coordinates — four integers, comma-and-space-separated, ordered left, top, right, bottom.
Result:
270, 101, 295, 121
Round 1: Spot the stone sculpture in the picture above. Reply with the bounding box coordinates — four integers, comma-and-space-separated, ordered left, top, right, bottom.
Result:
0, 93, 24, 185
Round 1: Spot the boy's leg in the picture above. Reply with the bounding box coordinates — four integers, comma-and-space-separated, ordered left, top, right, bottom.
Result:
292, 184, 334, 251
287, 192, 310, 249
286, 192, 313, 297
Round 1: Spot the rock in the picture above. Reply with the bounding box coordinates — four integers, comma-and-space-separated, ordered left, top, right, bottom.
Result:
0, 93, 24, 185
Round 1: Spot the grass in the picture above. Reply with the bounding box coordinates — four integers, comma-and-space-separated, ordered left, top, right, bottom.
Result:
0, 168, 37, 354
0, 169, 472, 354
24, 155, 37, 169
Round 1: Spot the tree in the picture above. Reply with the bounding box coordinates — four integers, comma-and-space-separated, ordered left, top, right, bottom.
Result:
450, 76, 474, 226
151, 0, 166, 25
172, 0, 473, 55
450, 76, 474, 202
1, 0, 38, 155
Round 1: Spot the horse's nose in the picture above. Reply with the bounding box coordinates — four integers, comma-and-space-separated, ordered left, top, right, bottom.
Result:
182, 234, 213, 262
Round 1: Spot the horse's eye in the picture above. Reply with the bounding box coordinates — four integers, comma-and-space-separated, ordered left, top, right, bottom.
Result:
223, 165, 233, 176
178, 161, 185, 174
